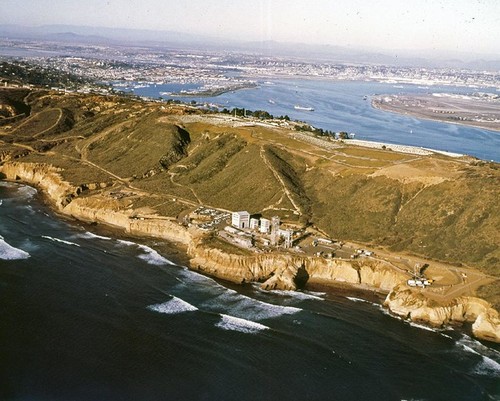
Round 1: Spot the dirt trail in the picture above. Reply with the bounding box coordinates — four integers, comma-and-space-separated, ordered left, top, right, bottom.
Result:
33, 108, 63, 138
260, 145, 302, 215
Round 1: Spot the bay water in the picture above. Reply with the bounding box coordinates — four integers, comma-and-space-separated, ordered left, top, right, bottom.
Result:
127, 79, 500, 162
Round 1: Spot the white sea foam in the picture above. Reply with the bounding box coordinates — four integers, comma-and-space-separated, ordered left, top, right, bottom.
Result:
216, 314, 269, 334
137, 244, 174, 265
259, 288, 325, 301
346, 296, 379, 307
203, 290, 301, 321
378, 306, 404, 320
41, 235, 80, 247
115, 240, 174, 265
407, 321, 440, 333
178, 268, 220, 285
0, 199, 3, 206
177, 269, 301, 320
16, 186, 37, 199
148, 296, 198, 314
457, 334, 500, 376
116, 239, 137, 247
378, 304, 445, 333
76, 231, 112, 241
0, 235, 30, 260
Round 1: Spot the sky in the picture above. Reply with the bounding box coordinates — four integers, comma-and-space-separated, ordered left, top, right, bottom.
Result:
1, 0, 499, 56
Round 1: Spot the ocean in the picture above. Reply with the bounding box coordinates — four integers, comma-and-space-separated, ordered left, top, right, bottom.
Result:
1, 181, 499, 400
124, 79, 500, 162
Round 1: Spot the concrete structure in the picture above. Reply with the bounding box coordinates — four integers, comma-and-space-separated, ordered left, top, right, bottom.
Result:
260, 218, 270, 233
232, 211, 250, 229
271, 216, 280, 246
283, 229, 293, 249
250, 218, 259, 230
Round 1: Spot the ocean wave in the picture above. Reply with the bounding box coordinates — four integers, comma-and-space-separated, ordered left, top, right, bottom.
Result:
378, 306, 404, 320
16, 185, 37, 199
41, 235, 80, 247
75, 231, 112, 241
216, 314, 269, 334
116, 239, 137, 247
0, 235, 30, 260
407, 321, 441, 333
148, 296, 198, 314
115, 240, 174, 265
178, 268, 220, 285
203, 290, 301, 321
346, 296, 379, 307
457, 334, 500, 376
259, 287, 325, 301
137, 244, 174, 265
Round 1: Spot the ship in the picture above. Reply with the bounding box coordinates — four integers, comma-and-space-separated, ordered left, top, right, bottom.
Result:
294, 105, 314, 111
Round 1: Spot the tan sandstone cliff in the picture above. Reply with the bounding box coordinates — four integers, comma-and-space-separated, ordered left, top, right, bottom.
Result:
384, 285, 500, 343
0, 162, 192, 246
1, 162, 79, 209
189, 242, 407, 292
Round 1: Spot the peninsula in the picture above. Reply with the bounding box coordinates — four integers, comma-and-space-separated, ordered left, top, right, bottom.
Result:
372, 92, 500, 133
1, 86, 499, 343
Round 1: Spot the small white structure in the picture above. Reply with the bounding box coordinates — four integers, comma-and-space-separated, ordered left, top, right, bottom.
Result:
260, 218, 270, 233
232, 211, 250, 229
250, 218, 260, 230
283, 230, 293, 248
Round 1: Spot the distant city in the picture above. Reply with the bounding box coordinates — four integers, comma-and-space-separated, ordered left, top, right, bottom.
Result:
1, 37, 499, 98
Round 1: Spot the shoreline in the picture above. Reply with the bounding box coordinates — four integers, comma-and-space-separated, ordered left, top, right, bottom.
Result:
372, 98, 500, 134
343, 138, 464, 158
1, 161, 499, 343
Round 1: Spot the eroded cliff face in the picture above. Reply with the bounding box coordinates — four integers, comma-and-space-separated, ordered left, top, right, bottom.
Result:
384, 285, 500, 343
188, 242, 407, 292
1, 162, 79, 209
63, 197, 193, 246
0, 162, 192, 246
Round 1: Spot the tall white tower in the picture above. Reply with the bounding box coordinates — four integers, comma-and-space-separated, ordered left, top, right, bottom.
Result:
270, 216, 280, 246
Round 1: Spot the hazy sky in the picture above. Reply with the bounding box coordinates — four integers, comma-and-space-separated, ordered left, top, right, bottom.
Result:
2, 0, 499, 55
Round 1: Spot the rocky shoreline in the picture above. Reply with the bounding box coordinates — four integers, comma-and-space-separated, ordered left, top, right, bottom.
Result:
1, 161, 499, 343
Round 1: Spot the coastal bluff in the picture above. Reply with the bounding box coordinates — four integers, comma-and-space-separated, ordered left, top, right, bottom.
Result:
385, 285, 500, 343
2, 160, 499, 343
189, 241, 407, 291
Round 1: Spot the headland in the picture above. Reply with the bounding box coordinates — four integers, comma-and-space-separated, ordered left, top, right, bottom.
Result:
1, 86, 499, 343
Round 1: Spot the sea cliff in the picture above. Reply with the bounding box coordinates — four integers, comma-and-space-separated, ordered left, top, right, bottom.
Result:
385, 285, 500, 343
1, 161, 499, 343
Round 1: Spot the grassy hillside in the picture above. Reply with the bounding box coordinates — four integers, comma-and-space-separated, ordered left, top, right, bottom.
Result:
1, 88, 498, 278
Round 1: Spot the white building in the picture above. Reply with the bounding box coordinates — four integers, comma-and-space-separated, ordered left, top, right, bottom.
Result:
232, 211, 250, 229
250, 218, 260, 230
260, 218, 270, 233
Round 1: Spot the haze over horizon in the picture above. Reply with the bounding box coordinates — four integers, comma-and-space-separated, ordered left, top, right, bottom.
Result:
1, 0, 499, 59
